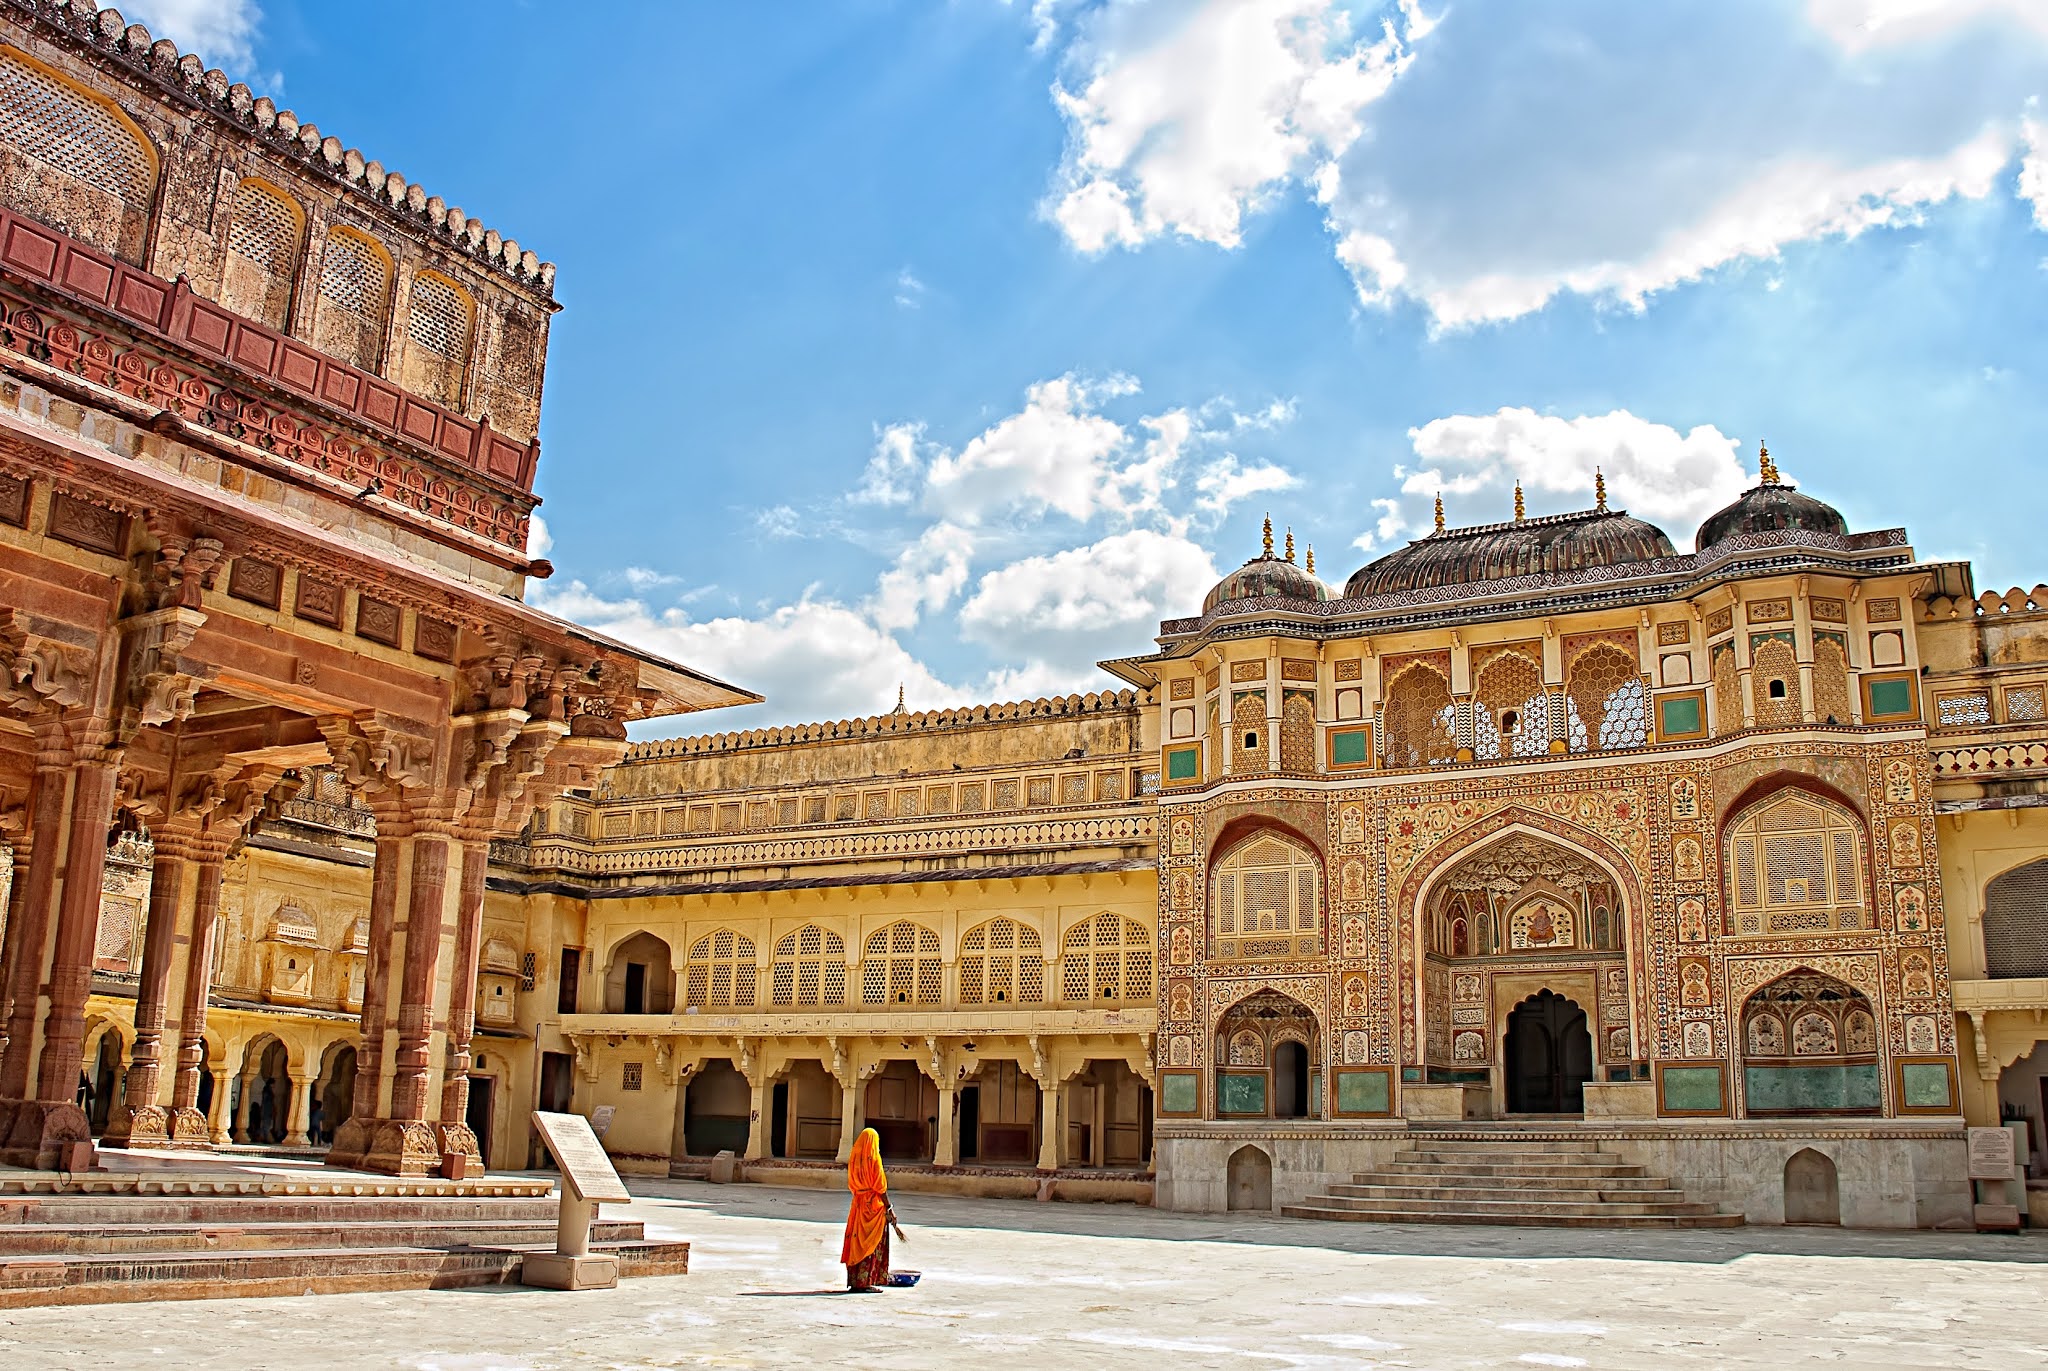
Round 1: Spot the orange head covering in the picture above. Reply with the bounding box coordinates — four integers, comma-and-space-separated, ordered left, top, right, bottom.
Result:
840, 1127, 889, 1267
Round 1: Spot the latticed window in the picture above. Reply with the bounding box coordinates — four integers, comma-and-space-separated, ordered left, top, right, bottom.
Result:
0, 50, 154, 259
1230, 692, 1267, 775
1813, 635, 1853, 726
1565, 644, 1648, 751
1712, 642, 1741, 735
770, 924, 846, 1006
1983, 860, 2048, 978
1750, 637, 1801, 727
1059, 912, 1154, 1004
1936, 692, 1991, 728
1724, 790, 1867, 935
682, 929, 757, 1008
1473, 651, 1549, 760
220, 179, 301, 328
1279, 690, 1316, 772
404, 272, 473, 404
1382, 664, 1455, 769
1211, 832, 1322, 960
958, 917, 1044, 1005
861, 921, 942, 1005
313, 227, 391, 370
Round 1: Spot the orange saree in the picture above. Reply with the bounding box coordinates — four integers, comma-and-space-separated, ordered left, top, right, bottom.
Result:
840, 1127, 890, 1289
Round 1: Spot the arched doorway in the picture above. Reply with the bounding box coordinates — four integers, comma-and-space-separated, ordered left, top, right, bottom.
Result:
1272, 1042, 1309, 1119
680, 1059, 751, 1157
1226, 1144, 1273, 1211
1504, 990, 1593, 1114
317, 1042, 357, 1146
1213, 989, 1321, 1120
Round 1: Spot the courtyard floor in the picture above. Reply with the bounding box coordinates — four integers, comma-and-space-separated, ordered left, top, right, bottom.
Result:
1, 1178, 2043, 1369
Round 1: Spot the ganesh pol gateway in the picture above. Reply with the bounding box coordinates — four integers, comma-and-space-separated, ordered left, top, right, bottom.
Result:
0, 0, 2040, 1343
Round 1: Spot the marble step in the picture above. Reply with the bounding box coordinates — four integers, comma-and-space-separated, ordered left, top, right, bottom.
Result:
1326, 1182, 1692, 1204
0, 1217, 647, 1255
1299, 1192, 1724, 1218
0, 1238, 690, 1308
1282, 1203, 1745, 1229
0, 1195, 570, 1226
1380, 1158, 1646, 1177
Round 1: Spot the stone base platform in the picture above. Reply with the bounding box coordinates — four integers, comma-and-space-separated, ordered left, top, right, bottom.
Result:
732, 1157, 1155, 1204
0, 1150, 688, 1305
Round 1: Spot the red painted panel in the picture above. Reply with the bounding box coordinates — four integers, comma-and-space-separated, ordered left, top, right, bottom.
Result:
400, 400, 439, 443
363, 384, 401, 428
1, 223, 60, 277
112, 272, 168, 326
320, 369, 361, 408
436, 415, 475, 461
231, 327, 277, 371
486, 437, 523, 480
183, 302, 233, 355
277, 344, 321, 395
60, 251, 113, 302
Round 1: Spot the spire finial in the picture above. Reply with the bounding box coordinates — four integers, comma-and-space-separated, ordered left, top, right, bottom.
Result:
1305, 545, 1316, 575
1514, 481, 1525, 522
1594, 467, 1608, 513
1284, 527, 1296, 563
1758, 441, 1780, 486
1433, 492, 1445, 533
893, 683, 906, 715
1262, 514, 1274, 559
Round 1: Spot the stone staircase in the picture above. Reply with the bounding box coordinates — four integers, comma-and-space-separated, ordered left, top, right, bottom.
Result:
0, 1174, 689, 1306
1283, 1136, 1745, 1229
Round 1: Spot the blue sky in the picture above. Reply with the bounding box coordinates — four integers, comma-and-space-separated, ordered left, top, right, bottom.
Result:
139, 0, 2048, 731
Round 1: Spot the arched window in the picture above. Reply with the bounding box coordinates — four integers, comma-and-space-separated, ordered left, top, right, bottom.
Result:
1472, 650, 1548, 760
1060, 912, 1154, 1004
1711, 642, 1741, 735
1279, 690, 1316, 772
1211, 832, 1322, 961
0, 48, 156, 261
861, 920, 941, 1005
1984, 860, 2048, 978
1381, 663, 1455, 769
1740, 970, 1880, 1116
604, 931, 673, 1014
219, 178, 302, 328
770, 924, 847, 1006
682, 929, 757, 1008
1813, 634, 1852, 726
402, 270, 473, 405
311, 226, 391, 370
1724, 789, 1867, 935
1230, 691, 1266, 775
1750, 636, 1801, 727
958, 917, 1043, 1005
1566, 644, 1649, 751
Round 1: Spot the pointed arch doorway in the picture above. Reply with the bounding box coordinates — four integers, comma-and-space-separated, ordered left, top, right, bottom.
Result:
1504, 990, 1593, 1114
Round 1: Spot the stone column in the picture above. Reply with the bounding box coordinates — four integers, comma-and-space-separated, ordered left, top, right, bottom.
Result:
104, 842, 191, 1148
435, 838, 489, 1177
0, 746, 72, 1101
284, 1069, 315, 1147
835, 1079, 861, 1163
933, 1084, 958, 1168
325, 817, 405, 1171
206, 1066, 232, 1145
390, 831, 451, 1124
167, 855, 226, 1142
31, 752, 120, 1110
233, 1069, 258, 1143
744, 1073, 770, 1161
1036, 1080, 1060, 1171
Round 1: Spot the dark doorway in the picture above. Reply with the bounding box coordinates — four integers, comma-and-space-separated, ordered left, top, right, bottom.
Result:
1505, 990, 1593, 1114
1272, 1041, 1309, 1119
770, 1081, 789, 1158
466, 1075, 494, 1169
958, 1085, 980, 1161
556, 948, 581, 1014
539, 1051, 575, 1113
623, 962, 647, 1015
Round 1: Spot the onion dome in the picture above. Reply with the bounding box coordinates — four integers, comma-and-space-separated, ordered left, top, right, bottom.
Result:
1203, 517, 1330, 613
1694, 444, 1848, 552
1344, 476, 1675, 599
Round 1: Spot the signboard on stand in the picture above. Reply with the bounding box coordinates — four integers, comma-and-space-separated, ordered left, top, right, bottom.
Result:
524, 1110, 632, 1288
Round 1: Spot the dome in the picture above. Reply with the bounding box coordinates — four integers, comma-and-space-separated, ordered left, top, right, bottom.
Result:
1344, 489, 1675, 599
1203, 521, 1329, 613
1695, 447, 1846, 552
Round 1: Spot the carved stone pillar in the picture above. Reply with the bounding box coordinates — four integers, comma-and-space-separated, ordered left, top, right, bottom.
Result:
233, 1069, 258, 1143
102, 841, 193, 1148
284, 1069, 315, 1148
744, 1073, 770, 1161
0, 745, 70, 1102
435, 838, 489, 1177
835, 1079, 861, 1163
167, 854, 227, 1142
324, 814, 406, 1170
933, 1085, 959, 1168
1036, 1079, 1061, 1172
206, 1066, 232, 1146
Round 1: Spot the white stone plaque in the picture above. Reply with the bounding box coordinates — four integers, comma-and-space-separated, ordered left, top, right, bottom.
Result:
533, 1110, 632, 1202
590, 1104, 616, 1138
1967, 1126, 2016, 1181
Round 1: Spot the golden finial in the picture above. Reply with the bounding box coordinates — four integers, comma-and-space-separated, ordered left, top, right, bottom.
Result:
1514, 482, 1525, 522
1594, 467, 1608, 513
1433, 492, 1445, 533
1758, 441, 1780, 486
1284, 527, 1296, 563
1305, 545, 1316, 576
893, 683, 906, 715
1262, 514, 1274, 559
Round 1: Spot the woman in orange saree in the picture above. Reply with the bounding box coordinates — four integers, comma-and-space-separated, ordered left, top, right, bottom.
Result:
840, 1126, 892, 1290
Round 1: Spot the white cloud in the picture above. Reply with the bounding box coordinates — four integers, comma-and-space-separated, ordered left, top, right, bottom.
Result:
524, 513, 552, 559
853, 422, 924, 506
961, 528, 1218, 676
1193, 453, 1295, 517
926, 375, 1133, 522
894, 267, 926, 310
2022, 118, 2048, 229
868, 522, 975, 632
121, 0, 261, 71
1036, 1, 2048, 328
1387, 408, 1751, 546
618, 566, 681, 592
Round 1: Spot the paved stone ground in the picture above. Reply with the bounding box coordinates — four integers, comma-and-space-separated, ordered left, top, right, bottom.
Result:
3, 1178, 2044, 1369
